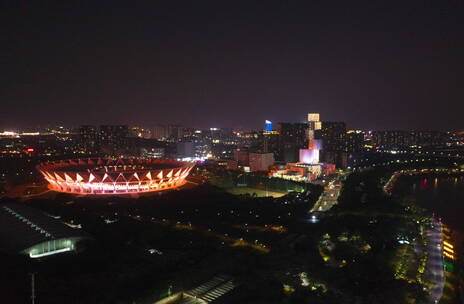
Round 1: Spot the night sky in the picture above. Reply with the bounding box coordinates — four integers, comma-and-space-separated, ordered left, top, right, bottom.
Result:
2, 1, 463, 130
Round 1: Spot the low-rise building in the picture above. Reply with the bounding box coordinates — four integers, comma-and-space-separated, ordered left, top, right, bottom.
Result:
249, 152, 275, 172
0, 203, 91, 258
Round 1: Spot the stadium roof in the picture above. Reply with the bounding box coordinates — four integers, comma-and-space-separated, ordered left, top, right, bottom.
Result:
0, 202, 90, 257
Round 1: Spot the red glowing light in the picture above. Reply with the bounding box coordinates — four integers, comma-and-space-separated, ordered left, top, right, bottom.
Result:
26, 148, 34, 152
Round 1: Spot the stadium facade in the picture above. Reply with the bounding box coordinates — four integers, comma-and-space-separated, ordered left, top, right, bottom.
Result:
37, 158, 195, 195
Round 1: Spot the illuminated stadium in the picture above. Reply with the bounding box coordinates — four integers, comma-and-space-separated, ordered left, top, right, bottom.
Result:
37, 158, 195, 195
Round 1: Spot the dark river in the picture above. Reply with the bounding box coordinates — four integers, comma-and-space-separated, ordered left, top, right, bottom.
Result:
394, 175, 464, 231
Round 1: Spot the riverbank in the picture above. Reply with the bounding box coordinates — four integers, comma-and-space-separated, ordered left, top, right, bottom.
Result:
389, 172, 464, 304
384, 168, 464, 196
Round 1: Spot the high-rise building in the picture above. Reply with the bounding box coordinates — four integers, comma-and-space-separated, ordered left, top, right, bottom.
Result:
237, 131, 262, 152
263, 131, 279, 155
276, 123, 308, 162
316, 121, 346, 152
264, 120, 273, 132
262, 120, 279, 155
307, 113, 322, 142
372, 130, 450, 149
152, 124, 169, 140
299, 113, 322, 164
314, 121, 360, 168
345, 130, 365, 152
168, 125, 184, 141
152, 124, 184, 141
99, 125, 129, 154
79, 125, 99, 152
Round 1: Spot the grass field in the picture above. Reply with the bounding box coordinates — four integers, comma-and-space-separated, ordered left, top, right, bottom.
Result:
226, 187, 288, 198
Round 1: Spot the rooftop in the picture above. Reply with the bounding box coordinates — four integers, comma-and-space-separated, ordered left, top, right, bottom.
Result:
0, 202, 90, 257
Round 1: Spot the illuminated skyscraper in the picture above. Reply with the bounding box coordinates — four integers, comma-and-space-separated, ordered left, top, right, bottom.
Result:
299, 113, 322, 164
264, 120, 273, 132
307, 113, 322, 142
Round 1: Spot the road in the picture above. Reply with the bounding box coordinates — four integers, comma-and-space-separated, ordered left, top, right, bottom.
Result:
310, 173, 346, 212
425, 218, 445, 304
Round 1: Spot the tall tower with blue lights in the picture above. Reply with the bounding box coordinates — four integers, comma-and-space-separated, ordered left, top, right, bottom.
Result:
264, 120, 273, 132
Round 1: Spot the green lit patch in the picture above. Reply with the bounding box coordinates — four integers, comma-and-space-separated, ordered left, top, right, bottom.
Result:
444, 262, 454, 272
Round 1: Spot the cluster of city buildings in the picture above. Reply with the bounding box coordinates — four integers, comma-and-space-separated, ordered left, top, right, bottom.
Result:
1, 119, 463, 182
226, 114, 336, 181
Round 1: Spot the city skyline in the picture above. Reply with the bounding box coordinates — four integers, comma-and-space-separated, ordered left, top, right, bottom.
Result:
2, 1, 463, 131
2, 119, 464, 133
2, 2, 464, 303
